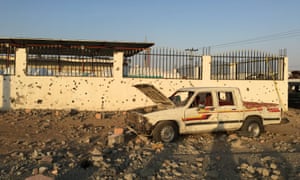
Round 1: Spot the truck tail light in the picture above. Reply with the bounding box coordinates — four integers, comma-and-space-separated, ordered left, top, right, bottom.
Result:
267, 107, 281, 112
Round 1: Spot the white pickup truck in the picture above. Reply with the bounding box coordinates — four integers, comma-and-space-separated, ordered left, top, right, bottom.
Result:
126, 84, 286, 143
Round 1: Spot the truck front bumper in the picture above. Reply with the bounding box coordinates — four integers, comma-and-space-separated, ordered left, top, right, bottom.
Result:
125, 111, 153, 135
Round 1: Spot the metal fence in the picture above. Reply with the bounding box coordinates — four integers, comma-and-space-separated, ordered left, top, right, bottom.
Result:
0, 44, 15, 75
211, 50, 285, 80
26, 46, 113, 77
124, 48, 203, 79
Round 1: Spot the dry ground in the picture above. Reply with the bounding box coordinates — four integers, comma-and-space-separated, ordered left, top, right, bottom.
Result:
0, 108, 299, 179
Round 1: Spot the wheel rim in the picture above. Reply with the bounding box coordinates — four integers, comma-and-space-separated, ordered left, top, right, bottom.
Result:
160, 126, 175, 142
248, 123, 260, 137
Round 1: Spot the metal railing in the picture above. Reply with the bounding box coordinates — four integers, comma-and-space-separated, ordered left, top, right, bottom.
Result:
211, 50, 284, 80
26, 46, 113, 77
124, 48, 203, 79
0, 44, 15, 75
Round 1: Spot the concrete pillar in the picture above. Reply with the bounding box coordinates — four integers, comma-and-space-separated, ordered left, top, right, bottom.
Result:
230, 62, 237, 80
202, 55, 211, 80
284, 57, 288, 81
113, 51, 124, 79
15, 48, 27, 77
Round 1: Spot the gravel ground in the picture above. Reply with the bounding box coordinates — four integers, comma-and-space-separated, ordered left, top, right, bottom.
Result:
0, 108, 299, 180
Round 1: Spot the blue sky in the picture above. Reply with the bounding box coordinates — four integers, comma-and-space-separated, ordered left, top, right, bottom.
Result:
1, 0, 300, 70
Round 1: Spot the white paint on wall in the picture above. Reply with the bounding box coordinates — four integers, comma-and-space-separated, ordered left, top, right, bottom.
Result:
0, 48, 288, 111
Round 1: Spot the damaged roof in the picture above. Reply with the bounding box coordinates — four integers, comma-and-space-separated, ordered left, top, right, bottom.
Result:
0, 38, 154, 57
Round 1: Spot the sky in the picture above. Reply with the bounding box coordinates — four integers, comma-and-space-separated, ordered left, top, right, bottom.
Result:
1, 0, 300, 70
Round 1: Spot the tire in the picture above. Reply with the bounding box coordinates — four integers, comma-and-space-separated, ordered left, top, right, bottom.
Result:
152, 121, 178, 143
241, 118, 263, 137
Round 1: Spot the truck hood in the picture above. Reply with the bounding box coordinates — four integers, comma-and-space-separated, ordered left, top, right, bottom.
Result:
134, 84, 176, 109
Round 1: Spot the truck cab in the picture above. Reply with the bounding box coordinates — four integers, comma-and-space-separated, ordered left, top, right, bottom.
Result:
126, 84, 283, 142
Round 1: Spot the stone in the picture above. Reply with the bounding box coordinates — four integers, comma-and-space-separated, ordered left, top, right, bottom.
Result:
273, 170, 281, 175
90, 148, 102, 156
25, 174, 54, 180
124, 173, 136, 180
91, 155, 104, 162
39, 156, 53, 166
172, 169, 182, 176
31, 150, 40, 159
66, 151, 74, 158
32, 168, 39, 175
114, 127, 124, 135
271, 174, 280, 180
262, 168, 270, 177
107, 134, 124, 147
38, 166, 48, 174
247, 165, 256, 174
95, 113, 102, 119
270, 163, 277, 169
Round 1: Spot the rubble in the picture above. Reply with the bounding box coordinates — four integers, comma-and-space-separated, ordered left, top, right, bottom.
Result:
0, 109, 299, 179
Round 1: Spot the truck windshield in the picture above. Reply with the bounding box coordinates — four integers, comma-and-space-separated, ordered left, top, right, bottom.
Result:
169, 91, 194, 107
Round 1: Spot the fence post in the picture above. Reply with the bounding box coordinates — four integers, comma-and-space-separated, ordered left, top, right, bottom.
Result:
15, 48, 27, 77
113, 51, 124, 79
202, 55, 211, 80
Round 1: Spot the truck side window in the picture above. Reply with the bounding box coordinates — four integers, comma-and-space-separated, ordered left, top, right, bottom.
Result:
190, 92, 212, 108
218, 91, 234, 106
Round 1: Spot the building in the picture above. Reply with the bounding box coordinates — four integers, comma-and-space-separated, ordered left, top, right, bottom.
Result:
0, 38, 289, 111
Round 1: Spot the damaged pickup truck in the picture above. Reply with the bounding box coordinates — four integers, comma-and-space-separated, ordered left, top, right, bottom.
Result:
126, 84, 286, 143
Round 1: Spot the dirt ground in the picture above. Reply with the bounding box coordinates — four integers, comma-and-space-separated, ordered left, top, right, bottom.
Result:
0, 108, 300, 179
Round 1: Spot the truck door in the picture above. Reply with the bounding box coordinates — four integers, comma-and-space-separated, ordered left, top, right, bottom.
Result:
215, 91, 243, 131
183, 92, 219, 133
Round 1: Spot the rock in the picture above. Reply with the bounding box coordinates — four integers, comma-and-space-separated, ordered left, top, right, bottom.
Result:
32, 168, 39, 175
273, 170, 281, 175
124, 173, 136, 180
196, 157, 204, 162
25, 174, 54, 180
66, 151, 74, 158
256, 167, 263, 175
262, 168, 270, 177
107, 134, 124, 147
95, 113, 102, 120
90, 148, 102, 156
39, 156, 53, 166
51, 169, 58, 176
231, 139, 244, 149
114, 127, 124, 135
270, 162, 277, 169
247, 165, 256, 174
91, 155, 104, 162
261, 156, 272, 162
172, 169, 182, 177
271, 174, 280, 180
38, 167, 48, 174
31, 150, 40, 159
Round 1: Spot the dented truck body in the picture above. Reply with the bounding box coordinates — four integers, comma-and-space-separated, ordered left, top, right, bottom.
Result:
126, 84, 285, 142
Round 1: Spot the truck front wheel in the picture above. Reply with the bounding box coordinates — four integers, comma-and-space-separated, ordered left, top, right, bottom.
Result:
152, 121, 178, 143
241, 118, 263, 137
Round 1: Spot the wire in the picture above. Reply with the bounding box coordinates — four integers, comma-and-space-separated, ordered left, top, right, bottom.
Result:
208, 29, 300, 49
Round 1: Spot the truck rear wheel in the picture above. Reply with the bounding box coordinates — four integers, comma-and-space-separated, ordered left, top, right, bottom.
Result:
152, 121, 178, 143
241, 118, 263, 137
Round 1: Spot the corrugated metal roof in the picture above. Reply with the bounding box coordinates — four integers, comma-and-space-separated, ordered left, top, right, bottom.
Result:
0, 38, 154, 57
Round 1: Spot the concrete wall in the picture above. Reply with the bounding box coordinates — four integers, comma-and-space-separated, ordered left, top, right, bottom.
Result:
0, 48, 288, 111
